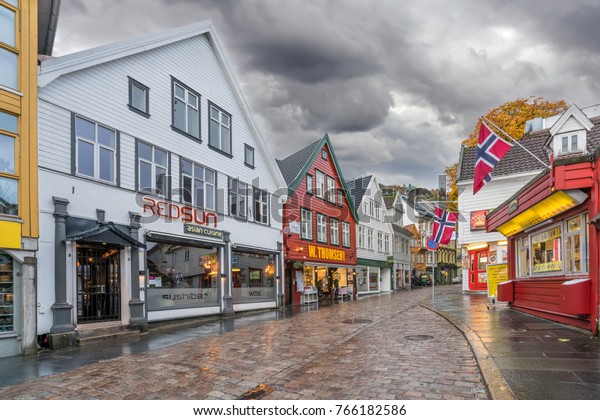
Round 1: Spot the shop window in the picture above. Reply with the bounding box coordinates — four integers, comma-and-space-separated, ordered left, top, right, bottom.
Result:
128, 77, 150, 117
146, 242, 219, 310
0, 252, 14, 332
232, 251, 275, 303
516, 236, 530, 277
181, 158, 215, 210
565, 215, 584, 274
208, 102, 231, 156
229, 178, 248, 218
172, 78, 200, 140
138, 141, 169, 197
74, 115, 117, 184
253, 188, 269, 224
301, 208, 312, 240
330, 218, 339, 245
317, 213, 327, 243
532, 226, 562, 273
342, 222, 350, 247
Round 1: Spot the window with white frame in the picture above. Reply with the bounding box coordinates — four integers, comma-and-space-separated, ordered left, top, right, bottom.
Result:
172, 78, 200, 139
180, 158, 215, 210
342, 222, 350, 247
306, 174, 313, 195
327, 176, 336, 203
138, 141, 168, 197
128, 77, 150, 117
377, 231, 383, 251
229, 178, 248, 218
358, 226, 365, 248
209, 103, 232, 155
337, 189, 343, 207
253, 188, 269, 224
375, 202, 381, 221
330, 218, 339, 245
384, 233, 390, 253
554, 130, 585, 156
75, 115, 117, 184
317, 213, 327, 243
367, 228, 374, 250
301, 208, 312, 240
315, 170, 325, 198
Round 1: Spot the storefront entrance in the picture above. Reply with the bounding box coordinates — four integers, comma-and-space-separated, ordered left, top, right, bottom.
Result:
76, 245, 121, 323
468, 248, 488, 291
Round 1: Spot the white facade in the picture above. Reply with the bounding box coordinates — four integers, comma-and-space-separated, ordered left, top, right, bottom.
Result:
354, 177, 393, 294
37, 22, 286, 340
457, 172, 542, 290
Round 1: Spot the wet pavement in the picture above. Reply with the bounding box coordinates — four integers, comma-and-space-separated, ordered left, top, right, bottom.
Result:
0, 286, 486, 400
425, 289, 600, 400
0, 285, 598, 400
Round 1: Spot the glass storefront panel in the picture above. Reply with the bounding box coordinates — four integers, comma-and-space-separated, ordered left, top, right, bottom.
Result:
357, 266, 380, 292
532, 226, 562, 273
0, 252, 14, 332
146, 241, 219, 310
516, 237, 530, 277
232, 251, 275, 303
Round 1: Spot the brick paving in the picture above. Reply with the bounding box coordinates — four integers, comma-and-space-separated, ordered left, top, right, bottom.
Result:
0, 286, 487, 400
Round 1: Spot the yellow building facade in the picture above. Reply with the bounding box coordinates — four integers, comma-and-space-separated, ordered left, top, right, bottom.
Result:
0, 0, 44, 357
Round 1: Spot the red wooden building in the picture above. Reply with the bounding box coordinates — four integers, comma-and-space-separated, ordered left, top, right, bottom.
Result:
276, 134, 359, 305
487, 105, 600, 334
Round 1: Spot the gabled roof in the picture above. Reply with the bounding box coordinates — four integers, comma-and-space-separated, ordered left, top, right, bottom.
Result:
548, 103, 594, 137
276, 133, 359, 222
38, 20, 287, 190
383, 196, 395, 208
457, 128, 551, 183
345, 175, 372, 209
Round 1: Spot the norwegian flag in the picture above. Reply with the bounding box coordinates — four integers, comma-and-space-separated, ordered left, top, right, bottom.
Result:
473, 122, 513, 194
431, 206, 458, 245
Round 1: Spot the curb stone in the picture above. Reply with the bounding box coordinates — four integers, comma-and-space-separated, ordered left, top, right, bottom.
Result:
421, 301, 516, 400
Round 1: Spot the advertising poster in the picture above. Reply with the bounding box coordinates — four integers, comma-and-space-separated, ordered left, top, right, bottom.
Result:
487, 263, 508, 299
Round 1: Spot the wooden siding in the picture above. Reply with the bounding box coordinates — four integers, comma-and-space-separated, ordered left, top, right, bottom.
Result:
283, 143, 357, 266
356, 177, 394, 262
486, 172, 553, 232
554, 161, 593, 190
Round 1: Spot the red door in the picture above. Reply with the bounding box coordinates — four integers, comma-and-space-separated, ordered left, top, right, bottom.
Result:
468, 248, 489, 291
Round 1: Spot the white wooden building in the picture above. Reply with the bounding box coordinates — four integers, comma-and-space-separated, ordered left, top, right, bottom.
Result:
36, 21, 287, 348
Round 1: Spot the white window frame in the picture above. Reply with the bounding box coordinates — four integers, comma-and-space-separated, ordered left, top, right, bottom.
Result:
253, 188, 269, 225
172, 79, 200, 139
317, 213, 327, 243
138, 141, 169, 198
342, 222, 350, 247
209, 103, 232, 155
229, 178, 248, 218
181, 158, 216, 210
326, 176, 336, 203
315, 170, 325, 198
358, 226, 365, 248
367, 228, 374, 250
301, 208, 313, 240
330, 218, 339, 245
377, 231, 383, 252
554, 130, 585, 156
306, 174, 313, 195
75, 115, 117, 185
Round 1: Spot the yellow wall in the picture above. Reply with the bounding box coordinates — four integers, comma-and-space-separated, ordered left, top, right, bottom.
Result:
0, 0, 38, 248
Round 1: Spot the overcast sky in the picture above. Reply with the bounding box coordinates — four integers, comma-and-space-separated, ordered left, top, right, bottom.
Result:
53, 0, 600, 189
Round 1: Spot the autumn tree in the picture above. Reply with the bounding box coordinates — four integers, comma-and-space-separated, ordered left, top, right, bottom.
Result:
462, 96, 568, 147
444, 162, 458, 211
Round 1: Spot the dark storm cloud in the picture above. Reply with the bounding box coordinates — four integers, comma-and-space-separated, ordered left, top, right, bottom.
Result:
54, 0, 600, 188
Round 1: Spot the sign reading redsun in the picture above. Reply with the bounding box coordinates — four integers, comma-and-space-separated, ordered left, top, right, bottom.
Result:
141, 196, 218, 227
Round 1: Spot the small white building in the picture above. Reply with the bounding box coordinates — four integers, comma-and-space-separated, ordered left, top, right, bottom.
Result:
36, 21, 287, 348
382, 191, 412, 289
456, 129, 550, 292
347, 176, 393, 294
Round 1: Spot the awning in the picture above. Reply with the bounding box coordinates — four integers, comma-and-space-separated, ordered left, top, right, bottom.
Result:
67, 222, 146, 248
496, 190, 588, 237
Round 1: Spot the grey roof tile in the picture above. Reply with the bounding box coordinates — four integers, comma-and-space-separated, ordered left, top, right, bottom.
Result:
276, 140, 321, 186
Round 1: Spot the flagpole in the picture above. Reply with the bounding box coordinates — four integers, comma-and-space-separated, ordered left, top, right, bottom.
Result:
481, 116, 550, 169
431, 249, 435, 304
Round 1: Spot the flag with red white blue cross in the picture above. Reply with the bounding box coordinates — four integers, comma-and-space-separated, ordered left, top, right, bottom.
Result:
473, 122, 513, 194
429, 206, 458, 246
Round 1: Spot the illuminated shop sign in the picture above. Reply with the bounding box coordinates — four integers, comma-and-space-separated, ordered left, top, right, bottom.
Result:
470, 210, 488, 231
496, 190, 587, 236
184, 224, 224, 240
307, 245, 346, 261
142, 196, 217, 227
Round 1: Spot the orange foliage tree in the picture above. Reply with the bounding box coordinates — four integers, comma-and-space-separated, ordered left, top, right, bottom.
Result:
462, 96, 568, 147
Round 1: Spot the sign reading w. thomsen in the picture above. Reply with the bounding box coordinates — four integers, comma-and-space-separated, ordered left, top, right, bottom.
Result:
184, 224, 224, 240
307, 245, 345, 261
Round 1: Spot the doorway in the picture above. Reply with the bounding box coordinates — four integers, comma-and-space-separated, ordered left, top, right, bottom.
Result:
468, 248, 489, 291
76, 245, 121, 323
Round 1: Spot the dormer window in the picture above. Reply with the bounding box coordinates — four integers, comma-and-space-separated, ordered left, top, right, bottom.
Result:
553, 130, 586, 156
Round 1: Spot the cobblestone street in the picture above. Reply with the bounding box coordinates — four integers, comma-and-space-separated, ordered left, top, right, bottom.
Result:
0, 286, 487, 400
